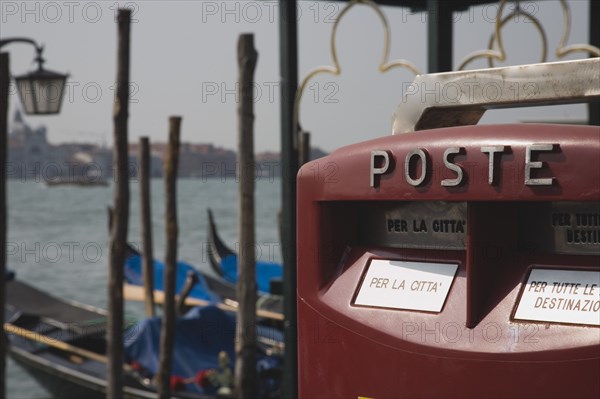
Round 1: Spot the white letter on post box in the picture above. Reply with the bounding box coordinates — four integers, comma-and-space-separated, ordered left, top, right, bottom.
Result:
481, 146, 507, 185
405, 148, 428, 187
525, 143, 556, 186
370, 150, 390, 188
441, 147, 464, 187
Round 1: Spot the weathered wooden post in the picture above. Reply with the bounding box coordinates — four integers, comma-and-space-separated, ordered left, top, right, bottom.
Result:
157, 116, 181, 399
0, 52, 9, 399
139, 136, 155, 317
298, 131, 311, 166
176, 271, 199, 315
107, 8, 131, 399
235, 33, 258, 399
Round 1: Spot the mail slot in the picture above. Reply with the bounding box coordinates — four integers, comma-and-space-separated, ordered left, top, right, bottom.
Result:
296, 123, 600, 398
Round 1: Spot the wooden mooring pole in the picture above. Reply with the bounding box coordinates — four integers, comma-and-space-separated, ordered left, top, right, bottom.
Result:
157, 116, 181, 399
235, 33, 258, 399
0, 52, 9, 399
139, 137, 155, 317
107, 8, 131, 399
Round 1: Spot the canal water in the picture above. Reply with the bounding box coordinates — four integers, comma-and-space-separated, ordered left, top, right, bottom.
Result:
6, 177, 282, 398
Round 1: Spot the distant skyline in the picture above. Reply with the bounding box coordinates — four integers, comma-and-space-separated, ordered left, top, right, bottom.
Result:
1, 0, 593, 152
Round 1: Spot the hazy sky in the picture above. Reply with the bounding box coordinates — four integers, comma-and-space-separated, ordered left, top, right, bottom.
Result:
1, 0, 593, 152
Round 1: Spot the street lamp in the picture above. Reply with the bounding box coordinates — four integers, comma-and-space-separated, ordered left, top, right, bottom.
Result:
0, 39, 67, 396
0, 37, 69, 115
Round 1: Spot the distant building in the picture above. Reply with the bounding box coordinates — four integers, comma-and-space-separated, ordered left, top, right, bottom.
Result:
7, 110, 111, 181
7, 110, 328, 180
128, 141, 236, 179
7, 110, 66, 179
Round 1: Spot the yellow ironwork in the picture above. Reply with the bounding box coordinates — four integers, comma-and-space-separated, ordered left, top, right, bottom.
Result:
294, 0, 421, 131
555, 0, 600, 58
458, 0, 599, 71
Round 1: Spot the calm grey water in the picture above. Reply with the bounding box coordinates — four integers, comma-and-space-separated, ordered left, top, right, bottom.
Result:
6, 177, 282, 398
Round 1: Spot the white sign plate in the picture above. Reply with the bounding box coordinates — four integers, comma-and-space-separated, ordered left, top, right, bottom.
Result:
514, 269, 600, 326
354, 260, 458, 312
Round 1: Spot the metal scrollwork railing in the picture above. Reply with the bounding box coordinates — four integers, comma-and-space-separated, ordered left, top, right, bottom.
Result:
294, 0, 421, 131
458, 0, 599, 70
555, 0, 600, 58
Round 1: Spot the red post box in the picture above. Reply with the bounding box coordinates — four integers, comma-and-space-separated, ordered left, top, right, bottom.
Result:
297, 59, 600, 398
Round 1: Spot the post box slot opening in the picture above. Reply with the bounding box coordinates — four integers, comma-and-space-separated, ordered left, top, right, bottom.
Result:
316, 200, 598, 328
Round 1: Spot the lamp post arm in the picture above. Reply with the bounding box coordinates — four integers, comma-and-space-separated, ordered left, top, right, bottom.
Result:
0, 38, 45, 69
0, 37, 41, 50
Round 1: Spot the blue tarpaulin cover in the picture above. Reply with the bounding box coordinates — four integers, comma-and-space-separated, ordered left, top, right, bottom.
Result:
124, 255, 221, 303
221, 255, 282, 294
124, 306, 235, 381
124, 306, 283, 395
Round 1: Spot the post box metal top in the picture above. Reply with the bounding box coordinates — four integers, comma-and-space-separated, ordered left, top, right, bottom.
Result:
392, 58, 600, 134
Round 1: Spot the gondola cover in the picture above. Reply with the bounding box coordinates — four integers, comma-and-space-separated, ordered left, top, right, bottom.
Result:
124, 306, 283, 395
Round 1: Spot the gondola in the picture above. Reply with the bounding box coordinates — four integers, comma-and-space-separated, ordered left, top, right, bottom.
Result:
4, 274, 283, 398
122, 243, 283, 321
206, 209, 283, 295
118, 207, 283, 321
4, 277, 203, 398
